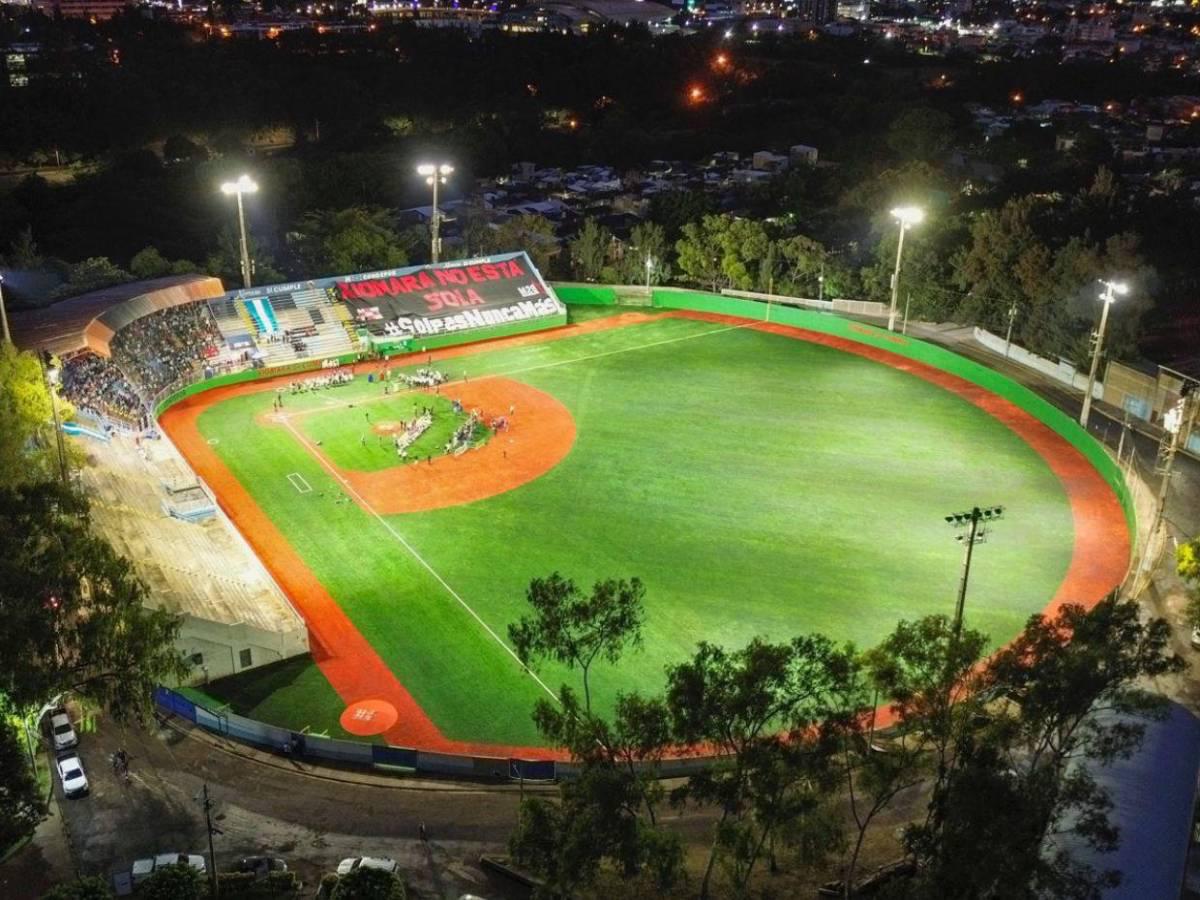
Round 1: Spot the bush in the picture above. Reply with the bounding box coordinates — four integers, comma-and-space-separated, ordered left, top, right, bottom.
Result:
217, 869, 301, 898
330, 866, 406, 900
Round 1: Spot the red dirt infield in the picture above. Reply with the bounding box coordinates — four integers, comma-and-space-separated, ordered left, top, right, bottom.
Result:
160, 308, 1131, 757
286, 378, 575, 515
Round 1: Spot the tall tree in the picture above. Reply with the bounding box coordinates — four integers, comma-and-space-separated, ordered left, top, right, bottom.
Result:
621, 221, 670, 284
488, 214, 558, 275
294, 206, 413, 277
665, 636, 849, 899
569, 218, 613, 282
901, 599, 1185, 898
0, 344, 66, 489
508, 573, 644, 713
511, 686, 682, 898
0, 481, 187, 717
675, 214, 771, 293
0, 711, 41, 852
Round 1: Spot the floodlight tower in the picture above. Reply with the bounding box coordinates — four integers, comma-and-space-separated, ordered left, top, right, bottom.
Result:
220, 175, 259, 289
944, 505, 1005, 638
887, 205, 924, 332
1079, 279, 1128, 429
417, 162, 454, 264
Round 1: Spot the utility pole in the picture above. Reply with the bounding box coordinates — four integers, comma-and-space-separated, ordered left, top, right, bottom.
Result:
1080, 279, 1128, 429
38, 353, 69, 485
944, 506, 1005, 638
1151, 386, 1197, 539
198, 783, 222, 898
1003, 302, 1018, 358
0, 273, 11, 344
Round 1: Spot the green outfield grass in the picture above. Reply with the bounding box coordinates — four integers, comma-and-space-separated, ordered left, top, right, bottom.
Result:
194, 313, 1076, 746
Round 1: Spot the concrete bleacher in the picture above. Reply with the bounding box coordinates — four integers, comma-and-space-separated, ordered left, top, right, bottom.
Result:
77, 432, 309, 681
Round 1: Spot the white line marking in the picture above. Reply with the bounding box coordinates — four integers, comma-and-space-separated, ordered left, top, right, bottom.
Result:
289, 321, 748, 423
286, 472, 312, 494
280, 417, 560, 703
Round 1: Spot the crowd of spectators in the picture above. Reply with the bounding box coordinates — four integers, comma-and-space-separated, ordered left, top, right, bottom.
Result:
112, 303, 223, 396
60, 352, 147, 425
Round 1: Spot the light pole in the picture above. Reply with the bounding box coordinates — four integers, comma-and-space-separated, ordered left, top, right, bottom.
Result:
40, 356, 69, 485
1003, 302, 1018, 358
1079, 279, 1128, 429
887, 206, 924, 332
220, 175, 258, 290
0, 273, 10, 344
944, 505, 1005, 638
417, 162, 454, 264
645, 254, 655, 295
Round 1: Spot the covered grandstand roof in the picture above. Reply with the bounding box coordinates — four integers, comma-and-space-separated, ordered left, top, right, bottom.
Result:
10, 274, 225, 358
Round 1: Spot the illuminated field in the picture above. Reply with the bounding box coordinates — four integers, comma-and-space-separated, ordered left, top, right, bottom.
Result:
170, 309, 1086, 750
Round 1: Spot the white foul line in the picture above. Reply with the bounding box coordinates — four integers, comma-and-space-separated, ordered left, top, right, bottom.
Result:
280, 416, 561, 702
277, 319, 748, 703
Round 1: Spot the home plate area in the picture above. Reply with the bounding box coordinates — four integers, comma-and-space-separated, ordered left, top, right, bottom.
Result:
339, 699, 400, 736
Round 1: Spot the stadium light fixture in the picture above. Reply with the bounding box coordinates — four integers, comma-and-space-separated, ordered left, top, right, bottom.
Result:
418, 163, 454, 264
944, 505, 1005, 637
1079, 279, 1128, 429
886, 206, 924, 332
220, 175, 259, 290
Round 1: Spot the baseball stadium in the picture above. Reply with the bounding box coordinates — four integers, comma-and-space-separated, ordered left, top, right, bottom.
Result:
11, 253, 1133, 762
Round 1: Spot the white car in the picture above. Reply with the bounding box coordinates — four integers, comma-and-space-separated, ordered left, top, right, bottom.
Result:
49, 712, 78, 751
336, 857, 398, 876
55, 753, 88, 798
1191, 626, 1200, 649
154, 853, 207, 875
132, 854, 206, 884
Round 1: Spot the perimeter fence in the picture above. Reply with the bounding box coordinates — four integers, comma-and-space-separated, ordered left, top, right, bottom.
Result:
152, 287, 1134, 778
153, 687, 715, 782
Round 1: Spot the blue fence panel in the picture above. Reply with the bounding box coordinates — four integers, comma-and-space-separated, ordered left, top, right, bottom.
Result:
510, 759, 556, 781
305, 734, 374, 765
373, 745, 420, 769
155, 687, 197, 721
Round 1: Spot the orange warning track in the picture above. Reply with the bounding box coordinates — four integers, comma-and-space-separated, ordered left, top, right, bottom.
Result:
286, 378, 575, 515
161, 309, 1130, 758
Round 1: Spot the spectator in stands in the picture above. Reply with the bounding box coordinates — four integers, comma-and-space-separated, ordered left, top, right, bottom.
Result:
60, 352, 147, 424
111, 303, 223, 397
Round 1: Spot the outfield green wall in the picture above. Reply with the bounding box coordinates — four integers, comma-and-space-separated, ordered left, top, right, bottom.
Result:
649, 290, 1135, 538
554, 284, 619, 305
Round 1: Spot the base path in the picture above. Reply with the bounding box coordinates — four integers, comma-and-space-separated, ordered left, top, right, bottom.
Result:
161, 309, 1131, 756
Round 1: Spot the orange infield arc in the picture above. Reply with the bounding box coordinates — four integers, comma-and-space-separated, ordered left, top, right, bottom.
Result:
160, 309, 1131, 758
287, 378, 575, 515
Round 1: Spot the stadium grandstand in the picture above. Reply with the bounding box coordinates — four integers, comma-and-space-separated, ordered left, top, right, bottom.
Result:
10, 275, 311, 683
9, 254, 560, 685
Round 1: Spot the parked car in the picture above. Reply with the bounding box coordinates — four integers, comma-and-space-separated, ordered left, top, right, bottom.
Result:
132, 853, 206, 885
336, 857, 397, 876
48, 710, 78, 751
1191, 625, 1200, 649
234, 856, 287, 878
55, 753, 88, 798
